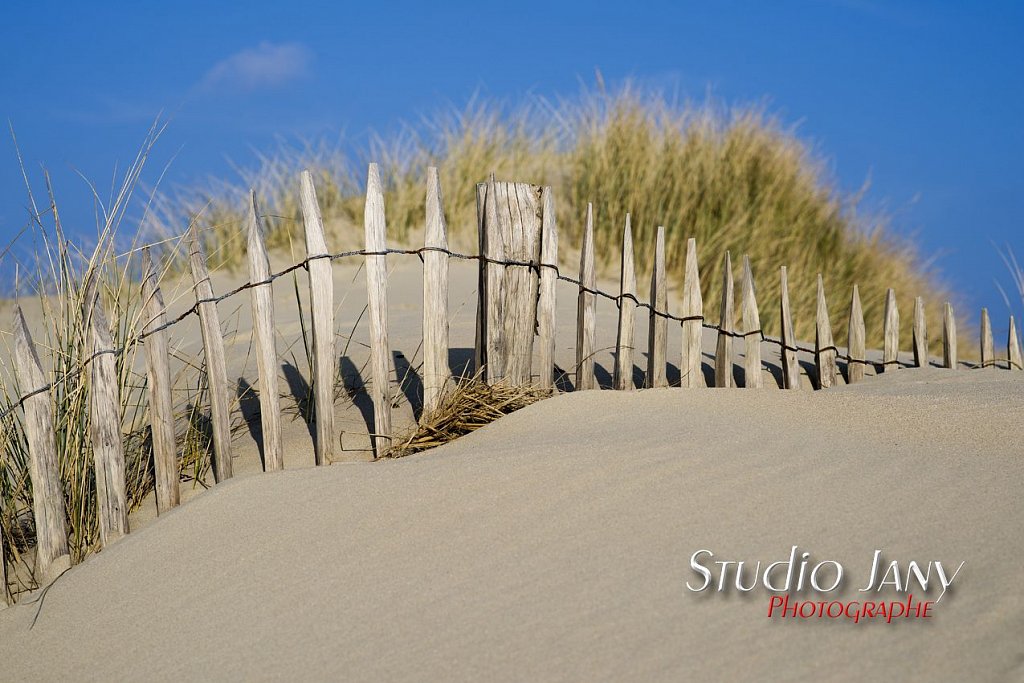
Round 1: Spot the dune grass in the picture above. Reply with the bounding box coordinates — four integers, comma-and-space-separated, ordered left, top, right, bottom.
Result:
0, 139, 216, 592
151, 84, 957, 351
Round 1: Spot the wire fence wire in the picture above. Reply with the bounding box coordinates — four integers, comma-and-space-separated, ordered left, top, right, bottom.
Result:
2, 242, 1005, 424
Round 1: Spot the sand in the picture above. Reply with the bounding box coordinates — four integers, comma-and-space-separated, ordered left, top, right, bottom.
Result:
0, 367, 1020, 681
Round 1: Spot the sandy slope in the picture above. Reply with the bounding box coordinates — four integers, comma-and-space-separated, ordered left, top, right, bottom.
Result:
0, 368, 1020, 681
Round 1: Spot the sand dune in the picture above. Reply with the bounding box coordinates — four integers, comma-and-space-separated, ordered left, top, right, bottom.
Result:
0, 368, 1020, 681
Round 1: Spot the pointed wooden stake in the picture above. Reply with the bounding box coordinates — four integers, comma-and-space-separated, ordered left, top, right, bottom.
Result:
142, 248, 181, 512
423, 167, 451, 414
537, 187, 559, 390
247, 192, 284, 470
647, 226, 668, 388
1009, 316, 1022, 370
780, 266, 800, 390
847, 285, 866, 384
912, 296, 927, 368
613, 215, 637, 390
13, 306, 71, 584
740, 255, 762, 388
680, 238, 705, 388
943, 302, 958, 369
575, 204, 597, 391
88, 291, 130, 545
365, 163, 393, 455
300, 171, 336, 465
482, 175, 505, 383
980, 308, 994, 368
188, 226, 233, 483
882, 288, 900, 372
714, 251, 735, 388
815, 274, 838, 389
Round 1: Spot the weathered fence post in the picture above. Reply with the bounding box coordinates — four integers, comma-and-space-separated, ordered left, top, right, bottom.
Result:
740, 255, 762, 389
247, 192, 284, 470
188, 226, 233, 483
536, 187, 558, 390
1009, 316, 1022, 370
365, 163, 393, 455
479, 175, 504, 382
815, 274, 838, 389
882, 288, 899, 372
912, 296, 927, 368
943, 302, 958, 369
780, 266, 800, 390
300, 170, 335, 466
142, 248, 180, 513
613, 215, 637, 391
847, 285, 866, 384
715, 251, 735, 388
980, 308, 994, 368
13, 306, 71, 584
87, 293, 130, 545
647, 226, 668, 388
680, 238, 705, 388
475, 177, 544, 385
423, 167, 451, 413
575, 204, 597, 391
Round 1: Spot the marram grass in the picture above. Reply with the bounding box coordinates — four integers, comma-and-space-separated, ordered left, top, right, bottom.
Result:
151, 85, 958, 351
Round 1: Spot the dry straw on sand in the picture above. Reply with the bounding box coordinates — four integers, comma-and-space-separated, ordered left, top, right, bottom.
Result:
387, 378, 548, 459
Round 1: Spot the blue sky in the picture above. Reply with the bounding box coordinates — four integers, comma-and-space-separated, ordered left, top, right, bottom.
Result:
2, 0, 1022, 321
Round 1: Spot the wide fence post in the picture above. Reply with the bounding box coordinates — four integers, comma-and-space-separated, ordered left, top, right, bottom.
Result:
882, 288, 899, 372
647, 226, 668, 388
300, 171, 335, 466
536, 187, 558, 390
142, 248, 180, 514
980, 308, 994, 368
613, 215, 636, 391
247, 192, 284, 470
188, 226, 233, 482
680, 238, 705, 388
1009, 316, 1022, 371
423, 167, 451, 413
815, 274, 839, 389
847, 285, 866, 384
780, 266, 800, 390
365, 163, 393, 456
12, 306, 71, 584
912, 296, 927, 367
87, 292, 130, 545
740, 255, 762, 388
943, 302, 958, 369
575, 204, 597, 391
715, 251, 735, 388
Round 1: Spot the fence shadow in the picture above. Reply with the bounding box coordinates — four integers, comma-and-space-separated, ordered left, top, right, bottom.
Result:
236, 377, 266, 470
339, 356, 375, 437
281, 362, 315, 443
393, 350, 424, 421
448, 348, 475, 380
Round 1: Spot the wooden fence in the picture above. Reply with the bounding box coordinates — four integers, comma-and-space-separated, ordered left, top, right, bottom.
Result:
3, 163, 1022, 601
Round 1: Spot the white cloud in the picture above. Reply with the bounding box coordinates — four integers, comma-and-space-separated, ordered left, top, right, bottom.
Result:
199, 42, 312, 93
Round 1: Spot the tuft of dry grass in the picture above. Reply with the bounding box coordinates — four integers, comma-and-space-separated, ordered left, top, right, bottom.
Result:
387, 377, 548, 458
148, 83, 960, 352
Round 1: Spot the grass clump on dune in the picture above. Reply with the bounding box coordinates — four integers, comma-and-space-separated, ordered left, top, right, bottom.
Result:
154, 83, 956, 351
388, 377, 548, 458
0, 139, 214, 593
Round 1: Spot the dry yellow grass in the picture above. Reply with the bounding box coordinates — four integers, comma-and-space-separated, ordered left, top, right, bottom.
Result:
151, 85, 957, 351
